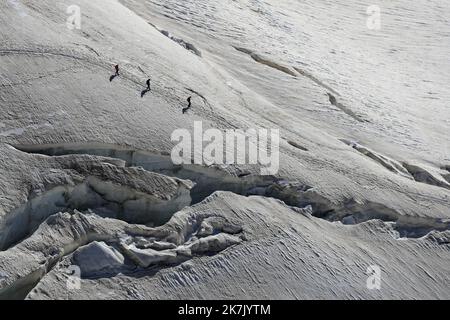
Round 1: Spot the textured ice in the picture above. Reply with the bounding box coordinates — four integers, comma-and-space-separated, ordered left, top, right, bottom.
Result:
0, 0, 449, 300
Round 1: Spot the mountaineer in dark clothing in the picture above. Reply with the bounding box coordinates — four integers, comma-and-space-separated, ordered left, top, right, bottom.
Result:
110, 65, 120, 82
141, 78, 151, 97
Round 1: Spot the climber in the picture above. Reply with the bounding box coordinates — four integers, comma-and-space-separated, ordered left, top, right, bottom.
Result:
146, 78, 151, 91
115, 64, 119, 76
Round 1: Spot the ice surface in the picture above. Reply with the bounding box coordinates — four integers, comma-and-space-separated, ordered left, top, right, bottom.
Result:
0, 0, 449, 299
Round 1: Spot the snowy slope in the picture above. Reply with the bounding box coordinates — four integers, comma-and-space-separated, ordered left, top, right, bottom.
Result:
0, 0, 449, 299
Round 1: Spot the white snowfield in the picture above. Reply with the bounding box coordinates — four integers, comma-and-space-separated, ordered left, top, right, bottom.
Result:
0, 0, 449, 300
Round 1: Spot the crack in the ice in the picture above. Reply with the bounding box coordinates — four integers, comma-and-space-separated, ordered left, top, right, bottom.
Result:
148, 22, 202, 57
402, 162, 450, 190
327, 93, 367, 123
0, 209, 244, 300
340, 139, 413, 179
232, 46, 368, 123
11, 143, 450, 242
2, 142, 449, 299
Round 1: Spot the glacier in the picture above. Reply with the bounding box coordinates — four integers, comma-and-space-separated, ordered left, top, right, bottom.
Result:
0, 0, 449, 300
